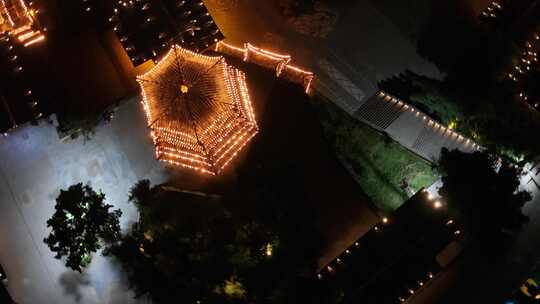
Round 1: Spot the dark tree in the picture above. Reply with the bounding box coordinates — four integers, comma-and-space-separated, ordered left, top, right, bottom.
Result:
106, 170, 334, 304
522, 70, 540, 107
234, 163, 331, 303
438, 149, 531, 239
44, 183, 122, 272
106, 180, 278, 304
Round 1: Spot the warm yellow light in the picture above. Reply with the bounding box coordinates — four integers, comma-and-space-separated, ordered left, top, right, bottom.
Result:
180, 84, 189, 94
137, 45, 258, 175
23, 34, 44, 47
216, 41, 314, 94
18, 30, 35, 41
265, 243, 272, 256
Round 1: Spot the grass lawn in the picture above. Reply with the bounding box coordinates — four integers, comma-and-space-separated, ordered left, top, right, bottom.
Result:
313, 94, 439, 212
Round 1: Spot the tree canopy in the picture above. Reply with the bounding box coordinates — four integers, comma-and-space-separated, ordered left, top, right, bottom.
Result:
44, 183, 122, 272
106, 180, 279, 303
106, 169, 335, 303
438, 149, 531, 239
379, 2, 540, 160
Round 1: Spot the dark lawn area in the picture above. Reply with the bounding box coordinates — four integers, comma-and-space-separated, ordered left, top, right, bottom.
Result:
162, 58, 379, 267
314, 95, 439, 212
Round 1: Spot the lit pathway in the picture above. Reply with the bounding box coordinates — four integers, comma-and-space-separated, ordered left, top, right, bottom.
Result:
0, 97, 166, 304
356, 92, 480, 162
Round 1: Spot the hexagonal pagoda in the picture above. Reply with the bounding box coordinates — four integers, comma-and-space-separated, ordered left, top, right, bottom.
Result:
137, 45, 258, 175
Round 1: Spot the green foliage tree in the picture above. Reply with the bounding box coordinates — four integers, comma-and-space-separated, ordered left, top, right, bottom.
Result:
379, 70, 464, 125
380, 67, 540, 160
277, 0, 338, 38
44, 183, 122, 272
57, 107, 101, 141
438, 149, 531, 239
397, 1, 540, 160
238, 164, 340, 303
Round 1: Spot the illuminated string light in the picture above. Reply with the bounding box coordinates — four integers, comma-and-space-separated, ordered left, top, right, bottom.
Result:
0, 0, 15, 27
315, 187, 462, 283
137, 45, 258, 175
216, 41, 314, 93
0, 0, 45, 47
23, 34, 44, 46
377, 91, 480, 151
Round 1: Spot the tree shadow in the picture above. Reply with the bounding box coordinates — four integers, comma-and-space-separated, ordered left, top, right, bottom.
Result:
58, 271, 90, 303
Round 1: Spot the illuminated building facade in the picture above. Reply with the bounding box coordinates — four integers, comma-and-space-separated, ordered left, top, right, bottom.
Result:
0, 0, 44, 47
0, 0, 46, 132
137, 45, 258, 175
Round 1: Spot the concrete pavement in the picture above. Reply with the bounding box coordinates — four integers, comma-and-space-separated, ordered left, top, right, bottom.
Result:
0, 97, 166, 304
203, 0, 440, 114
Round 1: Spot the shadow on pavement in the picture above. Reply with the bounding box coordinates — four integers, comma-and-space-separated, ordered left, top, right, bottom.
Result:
58, 271, 90, 303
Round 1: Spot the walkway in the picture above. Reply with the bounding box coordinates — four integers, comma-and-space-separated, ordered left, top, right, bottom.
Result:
355, 92, 479, 162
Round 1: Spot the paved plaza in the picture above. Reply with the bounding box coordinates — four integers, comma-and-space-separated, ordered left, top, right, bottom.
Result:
0, 97, 166, 304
